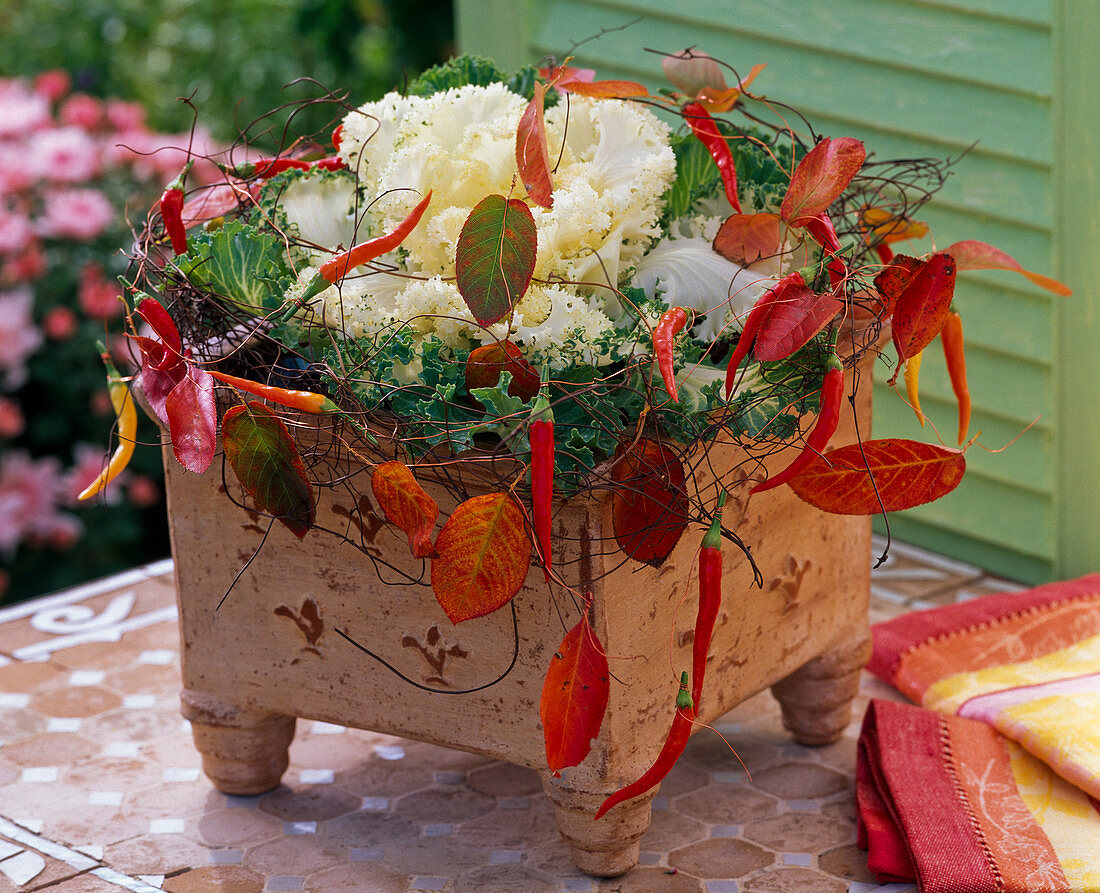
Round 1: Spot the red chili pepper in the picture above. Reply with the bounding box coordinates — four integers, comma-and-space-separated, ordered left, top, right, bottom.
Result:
594, 672, 695, 820
310, 156, 346, 172
160, 160, 193, 256
723, 277, 789, 399
249, 158, 312, 178
332, 124, 343, 150
209, 370, 336, 414
654, 306, 688, 402
750, 357, 844, 495
800, 213, 847, 290
529, 416, 554, 582
941, 309, 971, 445
692, 491, 726, 708
299, 190, 433, 303
682, 102, 742, 214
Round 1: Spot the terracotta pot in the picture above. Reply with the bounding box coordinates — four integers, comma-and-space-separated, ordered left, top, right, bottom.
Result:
164, 367, 872, 877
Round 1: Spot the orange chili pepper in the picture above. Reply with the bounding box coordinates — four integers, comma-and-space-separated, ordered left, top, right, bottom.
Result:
209, 370, 336, 414
941, 309, 970, 445
904, 351, 924, 427
79, 350, 136, 501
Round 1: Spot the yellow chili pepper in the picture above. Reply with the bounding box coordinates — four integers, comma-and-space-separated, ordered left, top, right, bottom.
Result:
78, 350, 137, 501
904, 351, 924, 427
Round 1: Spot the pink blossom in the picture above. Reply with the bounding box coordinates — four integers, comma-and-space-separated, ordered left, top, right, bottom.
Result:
1, 241, 47, 285
27, 126, 101, 182
182, 182, 255, 226
0, 79, 51, 138
78, 262, 123, 320
0, 205, 34, 256
0, 143, 35, 194
0, 287, 43, 389
42, 305, 78, 340
105, 99, 146, 132
64, 442, 129, 506
33, 70, 71, 103
36, 187, 114, 241
59, 93, 103, 130
0, 450, 81, 556
127, 474, 161, 508
0, 395, 24, 438
110, 127, 220, 183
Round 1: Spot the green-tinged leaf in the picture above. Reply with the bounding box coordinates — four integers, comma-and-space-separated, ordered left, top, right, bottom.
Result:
455, 195, 537, 327
663, 132, 723, 222
178, 219, 294, 314
431, 492, 532, 623
787, 438, 965, 514
222, 401, 315, 538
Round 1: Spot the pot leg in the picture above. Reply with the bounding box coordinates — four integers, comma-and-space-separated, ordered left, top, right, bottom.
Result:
540, 770, 653, 877
180, 688, 297, 795
770, 634, 872, 746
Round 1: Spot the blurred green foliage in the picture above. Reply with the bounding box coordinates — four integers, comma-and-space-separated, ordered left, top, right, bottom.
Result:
0, 0, 454, 143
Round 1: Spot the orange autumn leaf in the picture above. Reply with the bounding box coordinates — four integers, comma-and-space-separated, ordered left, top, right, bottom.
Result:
712, 212, 782, 266
371, 460, 439, 558
891, 252, 957, 365
698, 63, 766, 112
465, 341, 541, 402
516, 82, 553, 209
788, 438, 965, 514
946, 240, 1072, 296
611, 438, 688, 567
554, 78, 649, 99
431, 492, 531, 623
540, 615, 609, 773
861, 207, 929, 245
780, 137, 866, 226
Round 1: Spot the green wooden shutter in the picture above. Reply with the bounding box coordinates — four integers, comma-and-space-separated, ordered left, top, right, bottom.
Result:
456, 0, 1095, 584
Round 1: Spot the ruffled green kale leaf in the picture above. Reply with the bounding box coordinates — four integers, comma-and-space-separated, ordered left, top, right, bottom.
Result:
406, 54, 546, 101
179, 219, 293, 315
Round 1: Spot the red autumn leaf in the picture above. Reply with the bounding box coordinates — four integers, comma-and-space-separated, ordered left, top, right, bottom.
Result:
516, 82, 553, 209
780, 137, 866, 225
221, 401, 315, 538
131, 334, 187, 426
553, 78, 648, 99
455, 195, 538, 328
165, 362, 217, 474
712, 212, 782, 266
611, 438, 688, 567
540, 615, 610, 772
753, 273, 842, 362
891, 252, 957, 364
431, 492, 532, 623
465, 341, 541, 401
872, 254, 924, 319
787, 438, 965, 515
371, 461, 439, 558
946, 240, 1072, 296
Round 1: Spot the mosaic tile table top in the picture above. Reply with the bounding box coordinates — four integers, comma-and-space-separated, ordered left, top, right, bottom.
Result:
0, 539, 1024, 892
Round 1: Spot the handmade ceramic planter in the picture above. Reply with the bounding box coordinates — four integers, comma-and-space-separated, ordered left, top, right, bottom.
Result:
163, 369, 872, 877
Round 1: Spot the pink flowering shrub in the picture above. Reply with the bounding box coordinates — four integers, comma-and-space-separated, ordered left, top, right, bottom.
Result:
0, 70, 218, 604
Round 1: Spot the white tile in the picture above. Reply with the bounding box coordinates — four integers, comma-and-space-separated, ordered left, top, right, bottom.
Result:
69, 670, 105, 686
149, 819, 185, 834
782, 852, 813, 866
360, 797, 389, 811
284, 822, 317, 835
138, 876, 165, 889
0, 693, 30, 709
75, 845, 104, 859
19, 767, 59, 783
46, 717, 82, 732
104, 742, 141, 758
163, 767, 201, 783
137, 650, 174, 665
123, 694, 158, 710
310, 720, 346, 735
374, 744, 405, 760
299, 769, 334, 784
89, 792, 124, 806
